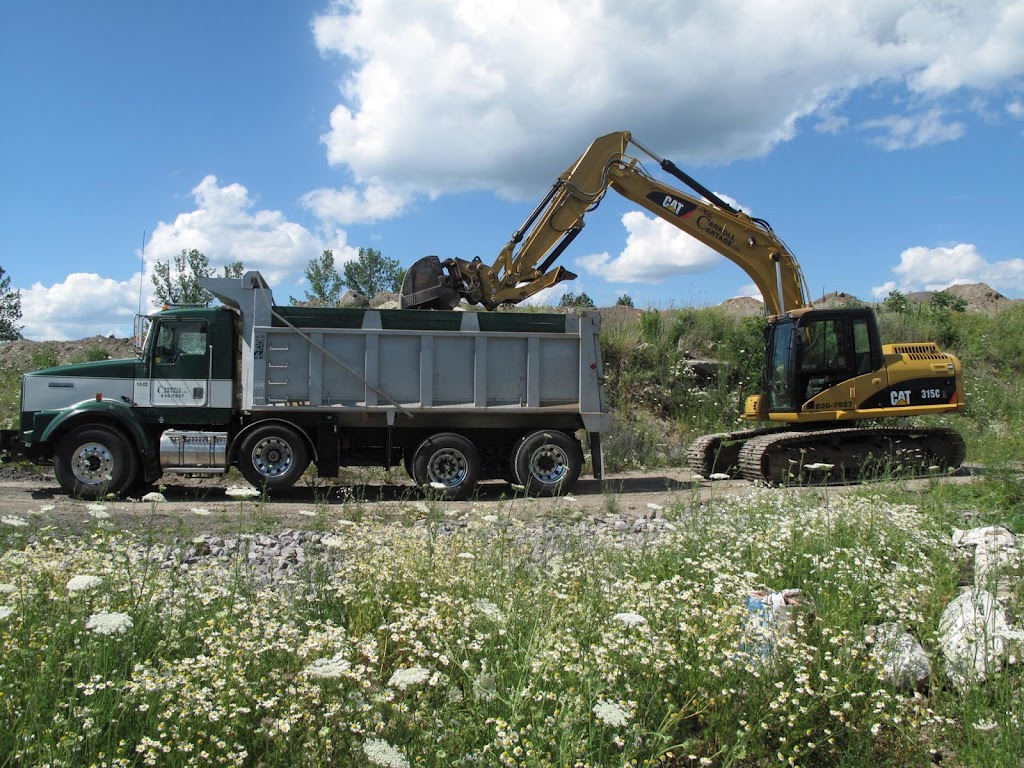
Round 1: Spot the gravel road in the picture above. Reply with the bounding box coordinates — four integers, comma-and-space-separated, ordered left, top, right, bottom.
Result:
0, 462, 977, 542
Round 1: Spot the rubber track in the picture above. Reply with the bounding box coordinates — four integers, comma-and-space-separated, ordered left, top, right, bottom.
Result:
736, 426, 966, 484
685, 427, 788, 477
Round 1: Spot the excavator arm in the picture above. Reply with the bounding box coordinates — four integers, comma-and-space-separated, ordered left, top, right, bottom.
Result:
401, 131, 810, 316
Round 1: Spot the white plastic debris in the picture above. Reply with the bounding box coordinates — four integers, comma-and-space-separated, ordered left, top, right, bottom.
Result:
743, 589, 810, 659
865, 622, 931, 691
952, 525, 1021, 604
938, 588, 1010, 689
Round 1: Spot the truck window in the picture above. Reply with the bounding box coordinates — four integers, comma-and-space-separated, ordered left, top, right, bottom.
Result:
154, 321, 208, 365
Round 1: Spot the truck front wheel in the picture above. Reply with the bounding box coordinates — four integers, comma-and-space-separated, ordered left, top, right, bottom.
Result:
412, 433, 481, 501
513, 430, 582, 497
54, 425, 139, 499
237, 424, 310, 491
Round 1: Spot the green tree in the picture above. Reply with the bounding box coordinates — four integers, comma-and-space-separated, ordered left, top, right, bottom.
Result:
930, 290, 967, 313
293, 250, 344, 305
0, 266, 24, 341
223, 260, 245, 279
882, 289, 909, 314
342, 247, 403, 298
615, 294, 634, 308
558, 290, 596, 309
151, 249, 243, 306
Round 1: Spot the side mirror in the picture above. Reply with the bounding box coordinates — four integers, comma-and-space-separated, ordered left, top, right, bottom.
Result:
134, 315, 151, 357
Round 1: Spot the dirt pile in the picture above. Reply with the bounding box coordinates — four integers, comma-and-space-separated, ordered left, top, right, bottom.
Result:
0, 336, 136, 373
945, 283, 1017, 314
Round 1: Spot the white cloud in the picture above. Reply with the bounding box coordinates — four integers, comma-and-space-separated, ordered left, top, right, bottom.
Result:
311, 0, 1024, 200
575, 211, 720, 284
20, 273, 146, 341
873, 243, 1024, 297
300, 183, 409, 225
20, 176, 350, 340
146, 175, 350, 288
903, 1, 1024, 93
734, 283, 764, 301
861, 108, 966, 150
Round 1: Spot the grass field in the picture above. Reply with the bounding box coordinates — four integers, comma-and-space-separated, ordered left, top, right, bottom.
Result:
1, 302, 1022, 766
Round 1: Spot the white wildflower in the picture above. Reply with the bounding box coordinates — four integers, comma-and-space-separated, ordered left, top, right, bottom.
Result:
472, 671, 498, 701
473, 598, 505, 623
1, 516, 28, 527
362, 738, 410, 768
322, 535, 345, 548
86, 611, 133, 636
564, 495, 577, 503
67, 575, 103, 592
428, 482, 447, 490
190, 507, 211, 516
510, 483, 525, 492
691, 474, 706, 482
709, 473, 731, 481
0, 606, 13, 621
456, 552, 476, 560
593, 699, 632, 728
304, 653, 351, 679
225, 486, 260, 499
337, 519, 356, 527
482, 514, 499, 523
86, 503, 110, 519
0, 583, 16, 594
646, 502, 663, 511
388, 666, 430, 690
973, 719, 998, 732
140, 491, 166, 503
612, 612, 648, 627
297, 509, 316, 517
40, 503, 56, 512
804, 463, 834, 472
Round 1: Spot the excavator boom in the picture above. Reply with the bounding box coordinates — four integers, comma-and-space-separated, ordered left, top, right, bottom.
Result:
401, 131, 809, 315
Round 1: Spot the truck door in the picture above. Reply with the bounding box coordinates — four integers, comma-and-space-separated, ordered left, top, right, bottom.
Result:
148, 319, 211, 407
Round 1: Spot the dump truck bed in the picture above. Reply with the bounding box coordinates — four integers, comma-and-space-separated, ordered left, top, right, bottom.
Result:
242, 306, 609, 433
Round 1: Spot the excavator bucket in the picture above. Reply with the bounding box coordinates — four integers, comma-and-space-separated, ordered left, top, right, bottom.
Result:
401, 255, 462, 310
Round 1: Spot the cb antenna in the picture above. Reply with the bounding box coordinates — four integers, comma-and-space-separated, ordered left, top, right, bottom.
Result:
137, 230, 146, 315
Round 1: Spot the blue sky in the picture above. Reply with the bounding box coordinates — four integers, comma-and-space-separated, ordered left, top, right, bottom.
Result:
2, 1, 1023, 339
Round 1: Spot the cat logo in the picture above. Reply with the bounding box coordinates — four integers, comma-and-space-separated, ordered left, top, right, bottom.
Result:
890, 389, 911, 406
662, 195, 687, 216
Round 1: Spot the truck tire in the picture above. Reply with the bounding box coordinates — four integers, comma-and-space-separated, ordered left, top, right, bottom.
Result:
54, 425, 139, 500
237, 424, 310, 492
513, 430, 582, 497
412, 433, 481, 501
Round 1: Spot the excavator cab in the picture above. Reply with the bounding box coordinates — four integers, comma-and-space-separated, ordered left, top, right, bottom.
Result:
764, 309, 882, 414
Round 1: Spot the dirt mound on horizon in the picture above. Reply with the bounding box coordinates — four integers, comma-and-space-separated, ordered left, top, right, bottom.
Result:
0, 336, 136, 374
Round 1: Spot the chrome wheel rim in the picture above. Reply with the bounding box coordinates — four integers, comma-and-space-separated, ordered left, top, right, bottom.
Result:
71, 441, 114, 485
528, 444, 569, 484
251, 436, 294, 478
426, 448, 469, 487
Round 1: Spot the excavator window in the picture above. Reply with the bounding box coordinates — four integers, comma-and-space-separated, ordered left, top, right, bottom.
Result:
797, 317, 853, 401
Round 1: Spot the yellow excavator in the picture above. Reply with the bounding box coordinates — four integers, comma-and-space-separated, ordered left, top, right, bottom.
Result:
400, 131, 966, 483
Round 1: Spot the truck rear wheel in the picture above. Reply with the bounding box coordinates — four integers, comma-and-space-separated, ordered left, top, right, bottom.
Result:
237, 424, 310, 491
513, 430, 582, 497
54, 425, 139, 500
412, 433, 481, 501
